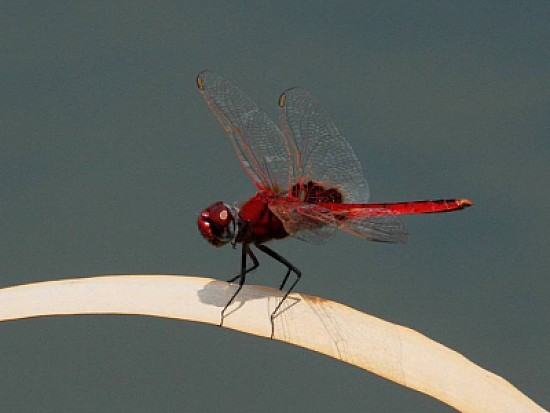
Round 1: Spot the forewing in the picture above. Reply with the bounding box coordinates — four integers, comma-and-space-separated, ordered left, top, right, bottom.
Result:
197, 71, 289, 193
278, 88, 370, 203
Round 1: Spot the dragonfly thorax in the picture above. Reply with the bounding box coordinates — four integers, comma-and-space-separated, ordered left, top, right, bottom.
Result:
198, 201, 236, 248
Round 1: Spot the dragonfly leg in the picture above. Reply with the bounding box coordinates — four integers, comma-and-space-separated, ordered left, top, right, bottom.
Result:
226, 254, 259, 283
220, 244, 258, 326
226, 222, 258, 283
278, 268, 292, 291
255, 244, 301, 338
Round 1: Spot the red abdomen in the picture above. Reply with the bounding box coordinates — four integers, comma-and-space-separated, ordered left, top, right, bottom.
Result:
320, 198, 473, 219
364, 199, 473, 215
238, 193, 289, 243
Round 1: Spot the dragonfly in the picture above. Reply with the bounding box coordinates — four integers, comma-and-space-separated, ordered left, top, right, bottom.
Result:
196, 70, 472, 329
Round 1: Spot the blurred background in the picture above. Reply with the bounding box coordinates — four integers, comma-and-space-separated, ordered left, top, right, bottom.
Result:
1, 1, 548, 412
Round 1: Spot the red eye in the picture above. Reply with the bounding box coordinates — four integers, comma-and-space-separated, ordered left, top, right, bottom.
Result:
197, 202, 235, 247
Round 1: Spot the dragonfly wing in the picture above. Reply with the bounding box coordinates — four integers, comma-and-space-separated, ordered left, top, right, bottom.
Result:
340, 215, 409, 243
269, 200, 407, 244
295, 204, 409, 243
278, 88, 370, 203
197, 71, 289, 193
269, 199, 336, 244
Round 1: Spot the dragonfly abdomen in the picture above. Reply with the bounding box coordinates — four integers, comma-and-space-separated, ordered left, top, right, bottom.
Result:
318, 199, 473, 220
365, 199, 473, 215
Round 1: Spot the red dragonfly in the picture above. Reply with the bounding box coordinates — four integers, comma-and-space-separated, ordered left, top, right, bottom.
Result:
196, 71, 472, 326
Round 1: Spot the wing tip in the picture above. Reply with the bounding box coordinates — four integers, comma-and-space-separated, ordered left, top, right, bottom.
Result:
197, 75, 204, 91
197, 70, 219, 91
384, 229, 409, 244
196, 70, 211, 91
278, 87, 316, 108
278, 92, 286, 107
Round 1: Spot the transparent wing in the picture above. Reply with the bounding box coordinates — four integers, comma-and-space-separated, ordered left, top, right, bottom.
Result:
269, 199, 336, 244
339, 216, 409, 243
270, 200, 408, 243
278, 88, 370, 203
197, 71, 289, 194
296, 203, 408, 243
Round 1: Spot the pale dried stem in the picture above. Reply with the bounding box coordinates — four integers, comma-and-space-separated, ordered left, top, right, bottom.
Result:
0, 275, 546, 413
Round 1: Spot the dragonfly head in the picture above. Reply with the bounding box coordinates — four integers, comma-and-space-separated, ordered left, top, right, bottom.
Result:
197, 201, 236, 248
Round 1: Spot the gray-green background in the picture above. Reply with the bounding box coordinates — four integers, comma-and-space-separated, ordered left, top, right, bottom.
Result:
1, 2, 548, 412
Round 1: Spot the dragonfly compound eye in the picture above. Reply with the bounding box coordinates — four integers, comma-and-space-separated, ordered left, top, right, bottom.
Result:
197, 201, 236, 247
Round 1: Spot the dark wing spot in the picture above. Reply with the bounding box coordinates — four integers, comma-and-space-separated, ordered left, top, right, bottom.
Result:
291, 181, 343, 204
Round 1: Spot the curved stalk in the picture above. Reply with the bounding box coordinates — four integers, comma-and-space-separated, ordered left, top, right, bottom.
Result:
0, 275, 546, 413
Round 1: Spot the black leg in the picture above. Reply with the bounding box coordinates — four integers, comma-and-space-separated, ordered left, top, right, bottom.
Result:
226, 249, 259, 283
226, 222, 258, 283
220, 244, 257, 326
278, 268, 292, 291
255, 244, 301, 338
